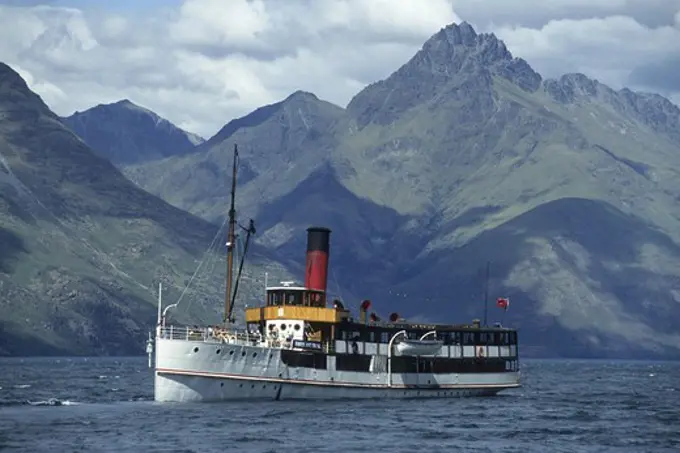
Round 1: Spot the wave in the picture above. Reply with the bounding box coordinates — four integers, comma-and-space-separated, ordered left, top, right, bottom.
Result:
0, 398, 81, 407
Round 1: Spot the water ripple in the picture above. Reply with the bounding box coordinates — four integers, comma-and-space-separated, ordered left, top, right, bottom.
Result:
0, 357, 679, 452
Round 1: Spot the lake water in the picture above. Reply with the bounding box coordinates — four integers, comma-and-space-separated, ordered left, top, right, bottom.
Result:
0, 357, 678, 452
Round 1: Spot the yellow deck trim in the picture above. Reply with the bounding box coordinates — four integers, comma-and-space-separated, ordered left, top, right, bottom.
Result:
245, 306, 348, 323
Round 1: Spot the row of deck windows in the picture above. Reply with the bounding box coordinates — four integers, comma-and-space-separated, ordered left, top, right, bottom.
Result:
338, 329, 518, 346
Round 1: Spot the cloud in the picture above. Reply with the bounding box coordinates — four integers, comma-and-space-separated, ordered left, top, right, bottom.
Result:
454, 0, 679, 29
0, 0, 677, 138
494, 15, 680, 89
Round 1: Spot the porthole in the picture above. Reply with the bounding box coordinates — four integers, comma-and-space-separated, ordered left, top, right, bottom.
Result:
193, 347, 199, 353
280, 324, 287, 330
241, 351, 246, 357
216, 349, 221, 354
220, 382, 224, 387
251, 384, 255, 389
252, 352, 257, 358
229, 350, 234, 355
268, 324, 274, 330
294, 324, 300, 331
239, 383, 243, 388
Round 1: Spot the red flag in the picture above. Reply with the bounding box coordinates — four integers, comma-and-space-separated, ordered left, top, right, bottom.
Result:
496, 297, 510, 310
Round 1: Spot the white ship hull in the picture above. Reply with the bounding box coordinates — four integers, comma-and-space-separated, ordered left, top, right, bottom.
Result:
153, 334, 520, 403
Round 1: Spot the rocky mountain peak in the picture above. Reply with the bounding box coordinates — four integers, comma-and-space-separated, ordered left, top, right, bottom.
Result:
0, 62, 60, 126
427, 21, 479, 48
543, 73, 680, 144
62, 99, 203, 166
543, 73, 601, 103
285, 90, 320, 103
420, 21, 541, 92
202, 90, 343, 151
347, 21, 542, 128
0, 62, 28, 91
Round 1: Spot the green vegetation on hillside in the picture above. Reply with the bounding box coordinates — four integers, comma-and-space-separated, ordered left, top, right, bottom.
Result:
0, 63, 292, 356
61, 23, 680, 358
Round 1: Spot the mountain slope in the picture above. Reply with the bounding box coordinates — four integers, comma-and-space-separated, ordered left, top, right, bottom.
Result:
58, 22, 680, 358
121, 90, 346, 222
62, 99, 204, 166
327, 23, 680, 356
0, 62, 291, 356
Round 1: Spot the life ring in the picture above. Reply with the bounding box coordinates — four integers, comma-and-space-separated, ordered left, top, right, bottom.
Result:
476, 346, 485, 358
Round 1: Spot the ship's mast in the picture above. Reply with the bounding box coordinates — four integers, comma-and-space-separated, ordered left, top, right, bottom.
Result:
224, 144, 238, 324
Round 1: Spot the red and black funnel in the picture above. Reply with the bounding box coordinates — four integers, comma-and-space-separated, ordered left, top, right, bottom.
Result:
305, 226, 331, 293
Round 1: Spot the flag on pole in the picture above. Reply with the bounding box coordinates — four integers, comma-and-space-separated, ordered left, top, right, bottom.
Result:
496, 297, 510, 310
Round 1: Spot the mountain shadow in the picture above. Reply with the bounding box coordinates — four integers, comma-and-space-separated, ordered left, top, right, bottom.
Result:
381, 197, 680, 358
254, 163, 416, 304
0, 226, 25, 274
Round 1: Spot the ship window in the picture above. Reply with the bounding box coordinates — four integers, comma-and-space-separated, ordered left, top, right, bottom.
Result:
268, 291, 284, 306
280, 290, 303, 306
462, 332, 476, 345
480, 332, 495, 345
308, 291, 323, 307
380, 332, 389, 343
294, 324, 301, 331
500, 332, 509, 345
281, 324, 287, 330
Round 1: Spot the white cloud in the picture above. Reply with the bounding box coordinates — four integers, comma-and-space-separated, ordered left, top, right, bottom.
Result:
171, 0, 271, 55
0, 0, 678, 138
495, 15, 680, 88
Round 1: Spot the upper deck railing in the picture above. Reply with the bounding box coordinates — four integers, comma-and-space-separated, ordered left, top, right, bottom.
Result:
158, 325, 261, 345
156, 324, 339, 352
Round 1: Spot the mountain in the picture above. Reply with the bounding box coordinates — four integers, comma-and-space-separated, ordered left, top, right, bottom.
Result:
61, 22, 680, 359
0, 62, 291, 356
121, 90, 345, 222
61, 99, 204, 166
336, 23, 680, 358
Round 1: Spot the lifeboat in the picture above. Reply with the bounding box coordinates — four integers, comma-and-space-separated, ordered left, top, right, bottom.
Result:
395, 339, 443, 356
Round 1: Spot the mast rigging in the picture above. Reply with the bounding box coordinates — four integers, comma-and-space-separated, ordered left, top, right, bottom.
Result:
223, 144, 255, 325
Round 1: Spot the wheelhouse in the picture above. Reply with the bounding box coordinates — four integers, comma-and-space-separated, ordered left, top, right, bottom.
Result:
264, 282, 327, 307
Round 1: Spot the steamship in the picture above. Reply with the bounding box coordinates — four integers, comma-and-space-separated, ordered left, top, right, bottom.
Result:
150, 146, 520, 402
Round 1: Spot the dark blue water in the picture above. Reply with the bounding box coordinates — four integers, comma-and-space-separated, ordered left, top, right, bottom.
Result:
0, 357, 678, 452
